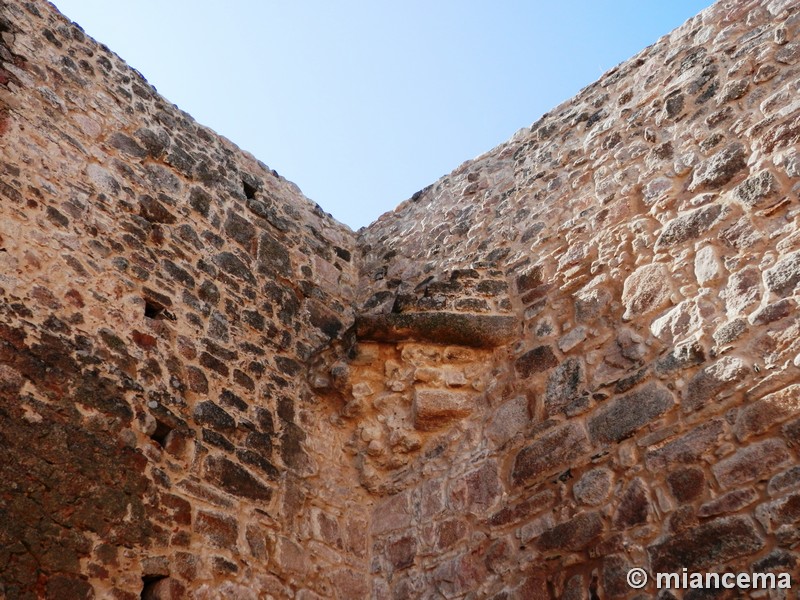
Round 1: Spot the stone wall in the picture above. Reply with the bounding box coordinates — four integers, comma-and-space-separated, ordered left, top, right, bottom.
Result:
1, 0, 800, 598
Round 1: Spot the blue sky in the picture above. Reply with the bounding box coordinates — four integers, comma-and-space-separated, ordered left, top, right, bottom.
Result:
53, 1, 712, 230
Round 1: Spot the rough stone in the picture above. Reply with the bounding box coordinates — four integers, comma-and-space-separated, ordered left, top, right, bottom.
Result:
515, 345, 559, 377
654, 204, 724, 249
413, 388, 474, 430
764, 250, 800, 297
712, 439, 790, 489
537, 511, 603, 553
682, 356, 748, 412
573, 467, 613, 506
588, 382, 674, 444
735, 384, 800, 440
621, 263, 673, 320
734, 169, 779, 207
687, 143, 748, 191
511, 422, 590, 486
648, 516, 764, 572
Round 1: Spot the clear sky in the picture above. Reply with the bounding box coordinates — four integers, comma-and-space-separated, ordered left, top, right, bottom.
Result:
53, 1, 713, 230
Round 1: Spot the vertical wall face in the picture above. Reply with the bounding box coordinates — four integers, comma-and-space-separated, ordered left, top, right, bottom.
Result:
0, 2, 368, 598
2, 0, 800, 599
356, 0, 800, 596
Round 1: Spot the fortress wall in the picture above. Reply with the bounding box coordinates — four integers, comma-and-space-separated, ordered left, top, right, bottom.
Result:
2, 0, 800, 598
0, 2, 368, 598
354, 0, 800, 596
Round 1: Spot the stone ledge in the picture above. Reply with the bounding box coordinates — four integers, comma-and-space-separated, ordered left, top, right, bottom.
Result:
355, 312, 517, 348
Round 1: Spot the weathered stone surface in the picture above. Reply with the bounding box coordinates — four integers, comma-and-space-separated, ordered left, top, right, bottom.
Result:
515, 345, 559, 377
687, 143, 747, 191
205, 456, 272, 501
724, 265, 762, 315
735, 384, 800, 441
573, 468, 613, 506
356, 312, 516, 348
196, 511, 238, 548
4, 0, 800, 597
645, 420, 726, 470
413, 388, 474, 430
712, 439, 790, 489
756, 491, 800, 531
648, 516, 764, 572
698, 488, 757, 518
544, 357, 585, 416
486, 396, 529, 446
654, 204, 724, 249
764, 250, 800, 297
682, 356, 748, 412
734, 169, 779, 207
621, 263, 673, 320
613, 478, 650, 529
588, 382, 674, 444
537, 511, 603, 553
511, 422, 590, 486
666, 467, 705, 503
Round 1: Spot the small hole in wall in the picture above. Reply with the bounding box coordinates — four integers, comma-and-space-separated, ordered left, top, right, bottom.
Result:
150, 419, 173, 448
143, 299, 176, 321
242, 179, 257, 200
140, 575, 167, 600
144, 299, 164, 319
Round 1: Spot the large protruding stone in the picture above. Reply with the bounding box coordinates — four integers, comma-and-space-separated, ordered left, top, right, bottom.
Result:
355, 312, 516, 348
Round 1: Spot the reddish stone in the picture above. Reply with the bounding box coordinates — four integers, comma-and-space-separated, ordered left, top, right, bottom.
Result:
512, 422, 589, 486
141, 577, 186, 600
313, 509, 342, 549
698, 488, 757, 518
205, 456, 272, 501
488, 489, 556, 527
413, 388, 473, 430
687, 143, 747, 191
45, 575, 95, 599
645, 419, 725, 470
589, 382, 674, 444
613, 478, 650, 529
603, 554, 633, 599
160, 494, 191, 526
372, 491, 411, 536
132, 330, 158, 351
431, 550, 489, 597
666, 467, 706, 503
436, 519, 468, 549
756, 491, 800, 531
465, 460, 500, 511
386, 535, 416, 571
515, 345, 558, 378
515, 570, 550, 600
573, 467, 613, 506
174, 552, 199, 580
418, 477, 445, 519
196, 510, 238, 548
735, 384, 800, 441
517, 266, 544, 292
329, 568, 369, 598
343, 516, 368, 558
484, 537, 512, 574
648, 516, 764, 572
537, 511, 603, 553
712, 439, 790, 489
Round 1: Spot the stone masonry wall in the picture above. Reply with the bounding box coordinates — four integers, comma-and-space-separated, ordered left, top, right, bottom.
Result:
1, 0, 800, 598
0, 1, 367, 598
356, 0, 800, 597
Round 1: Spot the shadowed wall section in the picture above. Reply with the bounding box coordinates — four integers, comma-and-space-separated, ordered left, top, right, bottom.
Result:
1, 0, 800, 598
